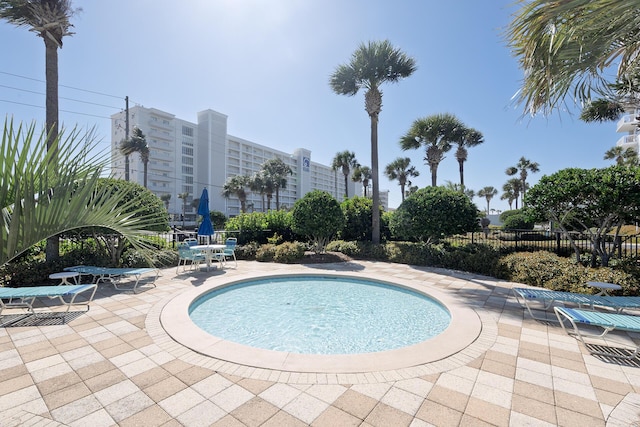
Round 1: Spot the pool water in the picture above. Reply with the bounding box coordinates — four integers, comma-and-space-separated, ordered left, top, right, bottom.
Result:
189, 275, 451, 355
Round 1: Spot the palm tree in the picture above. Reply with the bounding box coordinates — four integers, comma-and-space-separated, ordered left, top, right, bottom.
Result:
0, 0, 79, 151
330, 39, 417, 244
453, 127, 484, 189
331, 150, 358, 199
405, 184, 419, 199
1, 0, 80, 261
222, 175, 251, 213
501, 178, 523, 210
384, 157, 419, 203
604, 146, 639, 166
400, 113, 466, 187
160, 194, 171, 211
0, 119, 160, 266
506, 0, 640, 116
478, 186, 498, 215
120, 127, 150, 187
249, 172, 267, 212
352, 165, 372, 197
506, 157, 539, 206
262, 158, 292, 210
177, 192, 189, 228
444, 180, 475, 200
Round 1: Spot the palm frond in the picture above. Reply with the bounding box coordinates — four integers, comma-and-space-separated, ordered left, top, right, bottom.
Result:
0, 119, 162, 265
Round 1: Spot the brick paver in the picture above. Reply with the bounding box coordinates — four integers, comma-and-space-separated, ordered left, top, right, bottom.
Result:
1, 260, 640, 425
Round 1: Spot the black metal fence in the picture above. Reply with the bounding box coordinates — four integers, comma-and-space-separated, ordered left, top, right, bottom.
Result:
443, 230, 640, 259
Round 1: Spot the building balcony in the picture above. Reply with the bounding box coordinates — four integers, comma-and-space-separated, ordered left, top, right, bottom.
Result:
616, 113, 639, 133
616, 134, 640, 149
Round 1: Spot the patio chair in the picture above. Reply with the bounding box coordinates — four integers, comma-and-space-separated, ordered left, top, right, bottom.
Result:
0, 284, 98, 324
221, 237, 237, 268
64, 266, 159, 293
555, 306, 640, 360
512, 287, 640, 321
177, 242, 205, 273
184, 237, 199, 246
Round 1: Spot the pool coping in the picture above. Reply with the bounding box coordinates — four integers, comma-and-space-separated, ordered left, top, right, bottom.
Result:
160, 270, 485, 374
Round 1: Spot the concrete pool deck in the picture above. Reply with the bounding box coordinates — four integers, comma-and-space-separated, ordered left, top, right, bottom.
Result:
1, 260, 640, 426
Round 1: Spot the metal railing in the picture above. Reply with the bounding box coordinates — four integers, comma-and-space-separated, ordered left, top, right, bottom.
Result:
443, 230, 640, 259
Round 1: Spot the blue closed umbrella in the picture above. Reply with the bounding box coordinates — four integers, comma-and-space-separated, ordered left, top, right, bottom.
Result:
197, 188, 214, 238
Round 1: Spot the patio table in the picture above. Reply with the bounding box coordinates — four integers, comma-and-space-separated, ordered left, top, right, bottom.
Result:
190, 244, 225, 271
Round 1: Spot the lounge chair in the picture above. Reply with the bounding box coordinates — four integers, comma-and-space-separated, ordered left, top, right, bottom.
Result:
0, 284, 97, 324
555, 306, 640, 360
64, 265, 159, 293
512, 287, 640, 321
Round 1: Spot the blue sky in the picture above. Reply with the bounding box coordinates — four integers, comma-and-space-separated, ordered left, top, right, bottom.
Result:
0, 0, 618, 211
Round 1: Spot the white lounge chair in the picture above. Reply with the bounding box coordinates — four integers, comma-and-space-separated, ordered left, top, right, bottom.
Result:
0, 284, 97, 324
555, 306, 640, 360
64, 265, 159, 293
512, 287, 640, 321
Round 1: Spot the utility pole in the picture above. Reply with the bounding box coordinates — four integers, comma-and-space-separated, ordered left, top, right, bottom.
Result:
124, 96, 130, 181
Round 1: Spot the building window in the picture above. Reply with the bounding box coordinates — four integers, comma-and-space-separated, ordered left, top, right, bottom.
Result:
182, 156, 193, 165
182, 126, 194, 137
182, 147, 194, 156
182, 166, 193, 174
185, 176, 193, 184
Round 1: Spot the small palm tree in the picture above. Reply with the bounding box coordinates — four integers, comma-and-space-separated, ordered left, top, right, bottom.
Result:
0, 119, 159, 266
177, 192, 189, 228
120, 127, 150, 187
331, 150, 358, 199
262, 158, 292, 210
501, 178, 523, 210
444, 181, 475, 200
478, 186, 498, 214
249, 172, 267, 212
160, 194, 171, 211
506, 157, 539, 206
453, 127, 484, 189
604, 146, 639, 166
352, 165, 372, 197
330, 39, 417, 244
222, 175, 251, 213
384, 157, 419, 203
1, 0, 81, 262
400, 113, 466, 187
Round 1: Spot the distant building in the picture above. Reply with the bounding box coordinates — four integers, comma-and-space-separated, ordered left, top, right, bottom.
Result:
615, 107, 640, 157
111, 106, 365, 225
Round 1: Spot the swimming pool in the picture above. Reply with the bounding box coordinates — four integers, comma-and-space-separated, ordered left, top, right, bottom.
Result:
161, 271, 481, 373
188, 276, 451, 355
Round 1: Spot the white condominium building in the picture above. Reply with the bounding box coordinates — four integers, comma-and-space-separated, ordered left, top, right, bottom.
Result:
615, 107, 640, 157
111, 106, 373, 225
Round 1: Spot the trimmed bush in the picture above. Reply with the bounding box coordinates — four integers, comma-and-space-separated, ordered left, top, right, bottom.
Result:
496, 251, 640, 294
326, 240, 361, 256
273, 242, 306, 263
255, 244, 276, 262
291, 191, 344, 253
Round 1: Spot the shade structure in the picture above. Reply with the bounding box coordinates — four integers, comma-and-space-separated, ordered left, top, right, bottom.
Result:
197, 188, 214, 238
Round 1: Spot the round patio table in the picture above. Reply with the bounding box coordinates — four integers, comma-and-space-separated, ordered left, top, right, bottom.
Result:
49, 271, 80, 286
586, 281, 622, 296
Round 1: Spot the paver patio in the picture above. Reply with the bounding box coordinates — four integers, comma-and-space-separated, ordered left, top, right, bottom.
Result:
2, 260, 640, 426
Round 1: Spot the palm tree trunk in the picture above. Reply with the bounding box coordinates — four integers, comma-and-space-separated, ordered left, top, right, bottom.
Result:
343, 173, 349, 199
275, 189, 280, 210
458, 160, 465, 188
44, 38, 60, 262
430, 164, 438, 187
124, 155, 130, 181
143, 161, 148, 188
371, 116, 380, 244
